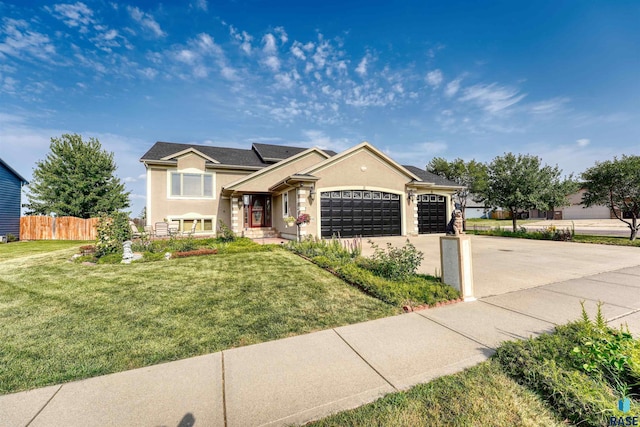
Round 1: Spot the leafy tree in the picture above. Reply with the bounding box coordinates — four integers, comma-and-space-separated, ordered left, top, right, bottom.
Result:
582, 155, 640, 241
25, 133, 130, 218
426, 157, 488, 228
478, 153, 576, 232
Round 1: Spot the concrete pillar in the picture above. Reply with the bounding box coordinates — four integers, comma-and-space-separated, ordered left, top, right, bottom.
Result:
297, 187, 307, 237
231, 197, 240, 234
440, 235, 475, 301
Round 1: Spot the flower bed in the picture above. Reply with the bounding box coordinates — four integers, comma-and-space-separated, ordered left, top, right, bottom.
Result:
173, 248, 218, 258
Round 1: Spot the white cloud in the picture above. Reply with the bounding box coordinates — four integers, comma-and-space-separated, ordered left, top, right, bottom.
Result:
301, 130, 352, 153
192, 0, 208, 12
0, 19, 56, 61
355, 55, 368, 76
49, 2, 95, 32
576, 138, 590, 147
290, 41, 306, 60
445, 78, 461, 97
425, 69, 443, 87
263, 55, 280, 72
529, 97, 570, 114
262, 33, 277, 54
274, 26, 288, 44
127, 6, 165, 38
459, 83, 526, 113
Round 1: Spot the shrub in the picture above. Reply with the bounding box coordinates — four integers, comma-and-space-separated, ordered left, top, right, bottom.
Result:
137, 252, 165, 263
6, 233, 18, 242
364, 239, 424, 280
494, 304, 640, 426
286, 236, 360, 265
95, 211, 131, 257
217, 219, 236, 242
96, 253, 123, 264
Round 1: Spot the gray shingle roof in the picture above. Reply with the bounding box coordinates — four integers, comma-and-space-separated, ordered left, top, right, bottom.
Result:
251, 143, 307, 163
403, 165, 460, 186
141, 142, 269, 167
141, 141, 337, 168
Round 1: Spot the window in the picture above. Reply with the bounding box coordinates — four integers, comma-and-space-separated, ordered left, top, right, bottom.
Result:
168, 217, 215, 233
283, 192, 289, 216
170, 172, 214, 198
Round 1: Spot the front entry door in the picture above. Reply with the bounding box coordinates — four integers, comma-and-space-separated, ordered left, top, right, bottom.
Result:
248, 195, 271, 228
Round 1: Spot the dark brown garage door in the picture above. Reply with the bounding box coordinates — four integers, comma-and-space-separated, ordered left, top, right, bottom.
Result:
320, 190, 401, 238
418, 194, 447, 234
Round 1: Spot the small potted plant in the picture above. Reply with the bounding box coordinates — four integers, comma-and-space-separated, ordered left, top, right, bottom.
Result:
284, 216, 296, 227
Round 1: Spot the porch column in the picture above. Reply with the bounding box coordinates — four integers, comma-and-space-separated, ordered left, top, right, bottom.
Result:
413, 202, 419, 235
297, 187, 308, 238
231, 196, 240, 234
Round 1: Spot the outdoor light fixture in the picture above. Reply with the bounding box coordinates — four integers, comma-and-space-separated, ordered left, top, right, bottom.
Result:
243, 194, 250, 206
308, 185, 316, 201
407, 190, 415, 202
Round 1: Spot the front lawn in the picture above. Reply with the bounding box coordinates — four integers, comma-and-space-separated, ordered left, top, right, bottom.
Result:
0, 242, 398, 394
0, 240, 89, 261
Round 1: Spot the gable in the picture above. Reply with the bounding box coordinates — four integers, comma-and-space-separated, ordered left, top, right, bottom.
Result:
0, 158, 28, 184
300, 142, 420, 182
224, 149, 330, 192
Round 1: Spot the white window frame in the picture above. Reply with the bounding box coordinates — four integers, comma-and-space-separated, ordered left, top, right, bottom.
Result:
167, 169, 216, 200
166, 215, 217, 233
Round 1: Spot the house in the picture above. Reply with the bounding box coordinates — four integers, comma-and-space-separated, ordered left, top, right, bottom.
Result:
529, 188, 612, 220
0, 158, 28, 240
140, 141, 461, 239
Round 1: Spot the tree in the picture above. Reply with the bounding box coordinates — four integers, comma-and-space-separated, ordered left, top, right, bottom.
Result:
25, 134, 130, 218
426, 157, 488, 228
581, 155, 640, 241
478, 153, 576, 232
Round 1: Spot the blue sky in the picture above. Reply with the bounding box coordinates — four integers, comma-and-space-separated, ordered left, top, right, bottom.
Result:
1, 1, 639, 217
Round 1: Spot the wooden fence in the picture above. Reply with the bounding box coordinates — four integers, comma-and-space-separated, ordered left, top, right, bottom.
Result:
20, 216, 99, 241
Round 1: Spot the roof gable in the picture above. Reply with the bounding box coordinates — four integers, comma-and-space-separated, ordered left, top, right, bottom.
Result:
299, 142, 421, 181
251, 143, 308, 163
0, 158, 28, 184
224, 147, 331, 191
161, 147, 220, 163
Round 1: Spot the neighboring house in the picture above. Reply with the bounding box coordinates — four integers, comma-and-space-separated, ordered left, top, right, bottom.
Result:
0, 158, 28, 239
529, 188, 612, 220
140, 141, 461, 239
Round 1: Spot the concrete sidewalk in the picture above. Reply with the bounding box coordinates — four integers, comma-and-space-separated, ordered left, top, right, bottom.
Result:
2, 266, 640, 427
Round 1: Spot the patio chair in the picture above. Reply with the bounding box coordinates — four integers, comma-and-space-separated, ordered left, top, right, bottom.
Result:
129, 221, 142, 238
154, 222, 170, 238
183, 220, 198, 237
168, 221, 179, 237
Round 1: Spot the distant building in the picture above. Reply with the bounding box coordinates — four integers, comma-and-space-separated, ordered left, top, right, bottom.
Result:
0, 158, 28, 239
529, 188, 612, 220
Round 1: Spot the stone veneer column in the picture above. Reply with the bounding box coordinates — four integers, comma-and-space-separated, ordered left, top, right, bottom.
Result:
231, 197, 240, 234
413, 202, 419, 235
297, 187, 307, 237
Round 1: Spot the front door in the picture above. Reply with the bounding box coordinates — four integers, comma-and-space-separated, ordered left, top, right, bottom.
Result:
248, 195, 271, 228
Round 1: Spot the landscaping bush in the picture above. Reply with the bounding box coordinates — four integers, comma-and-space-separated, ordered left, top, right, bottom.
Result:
173, 248, 218, 258
217, 219, 236, 242
469, 225, 574, 242
95, 211, 131, 257
335, 263, 459, 307
96, 253, 123, 264
494, 305, 640, 426
286, 236, 360, 265
359, 239, 424, 280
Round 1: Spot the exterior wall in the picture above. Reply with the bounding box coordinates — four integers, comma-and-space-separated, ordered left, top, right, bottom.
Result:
229, 151, 327, 192
271, 189, 297, 240
465, 207, 487, 219
0, 164, 23, 237
562, 189, 611, 220
146, 162, 249, 231
177, 153, 206, 171
308, 149, 415, 238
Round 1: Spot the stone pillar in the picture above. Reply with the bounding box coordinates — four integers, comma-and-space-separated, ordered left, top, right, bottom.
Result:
440, 235, 475, 301
231, 197, 240, 235
297, 187, 307, 238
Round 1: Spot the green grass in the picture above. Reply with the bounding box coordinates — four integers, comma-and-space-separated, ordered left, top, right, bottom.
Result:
573, 234, 640, 247
0, 240, 91, 261
465, 218, 540, 228
309, 360, 566, 427
0, 243, 398, 393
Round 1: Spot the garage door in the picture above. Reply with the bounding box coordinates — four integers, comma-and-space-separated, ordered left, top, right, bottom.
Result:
562, 205, 611, 220
418, 194, 447, 234
320, 190, 401, 238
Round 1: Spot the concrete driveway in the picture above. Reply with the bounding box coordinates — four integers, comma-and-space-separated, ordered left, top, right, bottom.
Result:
360, 234, 640, 298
